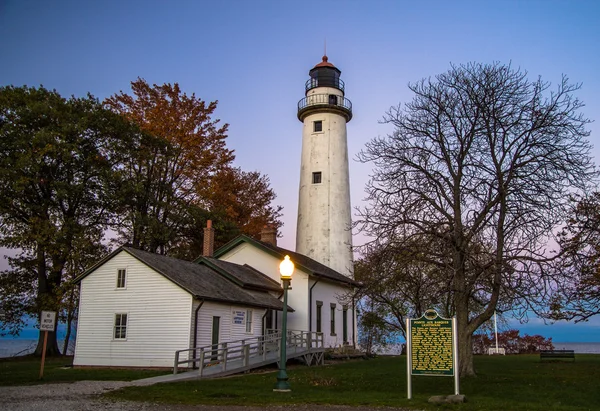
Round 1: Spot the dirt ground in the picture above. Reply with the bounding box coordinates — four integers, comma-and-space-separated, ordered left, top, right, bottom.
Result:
0, 381, 417, 411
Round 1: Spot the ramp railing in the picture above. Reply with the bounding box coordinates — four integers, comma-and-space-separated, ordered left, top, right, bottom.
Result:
173, 329, 323, 375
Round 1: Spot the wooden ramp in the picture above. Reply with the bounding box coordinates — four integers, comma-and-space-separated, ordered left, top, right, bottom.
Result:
134, 330, 325, 386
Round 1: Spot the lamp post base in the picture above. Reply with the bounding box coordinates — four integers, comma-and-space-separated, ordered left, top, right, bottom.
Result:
273, 368, 291, 392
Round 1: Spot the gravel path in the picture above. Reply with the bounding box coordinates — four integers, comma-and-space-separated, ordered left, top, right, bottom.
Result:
0, 381, 416, 411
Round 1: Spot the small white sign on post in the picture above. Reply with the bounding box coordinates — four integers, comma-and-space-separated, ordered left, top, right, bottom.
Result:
39, 310, 56, 380
40, 311, 56, 331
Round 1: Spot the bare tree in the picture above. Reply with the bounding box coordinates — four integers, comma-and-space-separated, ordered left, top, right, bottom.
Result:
354, 236, 454, 342
357, 62, 596, 376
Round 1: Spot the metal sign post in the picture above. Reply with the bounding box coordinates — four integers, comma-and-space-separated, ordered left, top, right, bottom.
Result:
406, 309, 459, 399
39, 311, 56, 379
406, 318, 412, 399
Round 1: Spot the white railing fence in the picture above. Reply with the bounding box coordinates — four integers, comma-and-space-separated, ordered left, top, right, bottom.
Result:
173, 329, 323, 375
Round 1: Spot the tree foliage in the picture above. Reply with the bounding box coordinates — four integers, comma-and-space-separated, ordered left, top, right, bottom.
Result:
105, 79, 282, 255
104, 78, 234, 254
550, 192, 600, 322
0, 86, 134, 354
472, 329, 554, 354
357, 62, 596, 376
0, 81, 284, 355
354, 237, 453, 344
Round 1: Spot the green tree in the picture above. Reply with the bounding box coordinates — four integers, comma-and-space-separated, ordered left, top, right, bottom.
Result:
0, 85, 134, 355
357, 62, 596, 376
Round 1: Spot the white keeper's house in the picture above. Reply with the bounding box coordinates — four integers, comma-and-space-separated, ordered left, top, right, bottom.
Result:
73, 225, 359, 368
73, 55, 360, 368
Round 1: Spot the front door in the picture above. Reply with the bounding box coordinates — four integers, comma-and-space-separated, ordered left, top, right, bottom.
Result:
211, 316, 220, 361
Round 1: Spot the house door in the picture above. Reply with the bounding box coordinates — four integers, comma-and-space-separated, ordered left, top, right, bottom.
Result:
211, 316, 220, 361
264, 309, 273, 335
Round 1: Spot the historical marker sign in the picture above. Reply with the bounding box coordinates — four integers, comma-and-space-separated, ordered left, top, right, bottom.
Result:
406, 309, 459, 399
410, 310, 454, 376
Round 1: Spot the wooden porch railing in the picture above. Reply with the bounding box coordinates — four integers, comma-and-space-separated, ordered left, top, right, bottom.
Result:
173, 329, 323, 375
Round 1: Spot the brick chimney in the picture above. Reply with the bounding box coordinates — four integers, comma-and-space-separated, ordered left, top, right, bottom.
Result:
203, 220, 215, 257
260, 224, 277, 246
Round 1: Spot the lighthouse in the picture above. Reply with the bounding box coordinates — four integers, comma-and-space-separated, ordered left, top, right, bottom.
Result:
296, 56, 353, 278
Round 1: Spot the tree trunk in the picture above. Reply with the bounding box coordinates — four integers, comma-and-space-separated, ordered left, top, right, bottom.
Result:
34, 329, 61, 357
34, 245, 63, 357
62, 285, 77, 355
457, 323, 475, 377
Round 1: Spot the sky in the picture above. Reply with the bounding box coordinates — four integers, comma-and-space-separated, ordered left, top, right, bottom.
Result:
1, 0, 600, 342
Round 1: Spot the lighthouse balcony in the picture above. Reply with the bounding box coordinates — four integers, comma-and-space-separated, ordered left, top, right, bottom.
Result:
305, 77, 345, 93
297, 94, 352, 122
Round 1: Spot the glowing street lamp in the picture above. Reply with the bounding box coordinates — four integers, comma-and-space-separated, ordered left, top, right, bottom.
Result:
274, 255, 294, 392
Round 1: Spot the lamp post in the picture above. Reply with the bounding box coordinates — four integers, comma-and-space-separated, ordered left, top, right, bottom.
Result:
274, 255, 294, 392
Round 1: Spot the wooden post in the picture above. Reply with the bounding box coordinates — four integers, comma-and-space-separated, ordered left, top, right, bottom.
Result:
173, 351, 180, 374
199, 350, 205, 377
39, 330, 48, 379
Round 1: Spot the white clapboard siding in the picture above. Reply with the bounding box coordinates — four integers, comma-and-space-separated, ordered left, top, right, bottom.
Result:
74, 251, 193, 368
191, 301, 267, 348
312, 279, 354, 347
218, 243, 310, 331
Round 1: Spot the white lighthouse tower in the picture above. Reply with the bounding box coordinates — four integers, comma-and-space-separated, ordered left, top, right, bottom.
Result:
296, 56, 353, 278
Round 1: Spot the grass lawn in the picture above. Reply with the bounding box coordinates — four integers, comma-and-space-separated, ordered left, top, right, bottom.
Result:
107, 355, 600, 411
2, 354, 599, 410
0, 355, 165, 385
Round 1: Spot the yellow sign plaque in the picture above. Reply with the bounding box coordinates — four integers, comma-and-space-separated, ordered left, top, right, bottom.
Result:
410, 310, 454, 376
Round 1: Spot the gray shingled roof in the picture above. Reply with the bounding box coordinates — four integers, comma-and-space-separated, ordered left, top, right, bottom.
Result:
213, 235, 361, 287
198, 257, 282, 292
76, 247, 290, 312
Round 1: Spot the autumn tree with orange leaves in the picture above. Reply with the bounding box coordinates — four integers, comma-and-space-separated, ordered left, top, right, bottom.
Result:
105, 78, 282, 256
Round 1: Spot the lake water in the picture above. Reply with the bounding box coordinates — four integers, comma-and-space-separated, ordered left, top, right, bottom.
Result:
552, 342, 600, 354
375, 341, 600, 355
0, 338, 74, 358
2, 338, 600, 358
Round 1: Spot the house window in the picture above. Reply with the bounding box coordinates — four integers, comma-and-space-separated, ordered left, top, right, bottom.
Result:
316, 301, 323, 333
330, 303, 336, 336
246, 309, 253, 333
313, 120, 322, 132
312, 172, 322, 184
114, 313, 127, 339
117, 269, 126, 288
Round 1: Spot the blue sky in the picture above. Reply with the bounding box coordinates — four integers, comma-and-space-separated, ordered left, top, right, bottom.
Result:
1, 0, 599, 342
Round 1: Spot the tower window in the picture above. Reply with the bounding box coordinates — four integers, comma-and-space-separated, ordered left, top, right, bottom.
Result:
329, 94, 337, 105
313, 120, 322, 132
312, 172, 322, 184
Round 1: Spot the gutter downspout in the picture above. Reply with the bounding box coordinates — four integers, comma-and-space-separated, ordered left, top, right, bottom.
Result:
309, 279, 320, 332
192, 299, 205, 369
262, 310, 269, 335
352, 294, 356, 349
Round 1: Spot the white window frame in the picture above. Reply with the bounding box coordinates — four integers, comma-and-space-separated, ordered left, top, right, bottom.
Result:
116, 268, 127, 289
114, 313, 128, 340
245, 309, 253, 334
